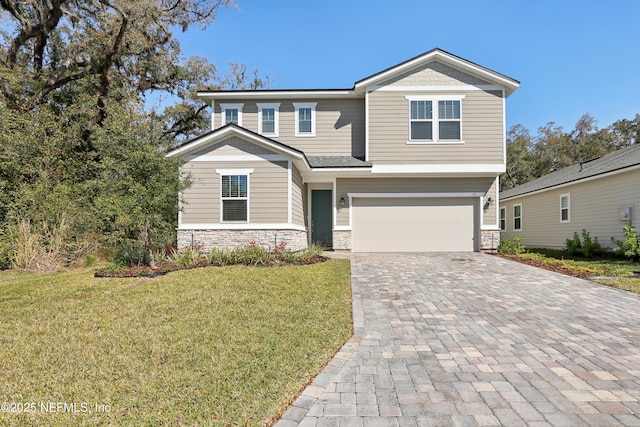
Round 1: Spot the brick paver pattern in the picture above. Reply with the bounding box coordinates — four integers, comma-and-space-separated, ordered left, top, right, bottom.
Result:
276, 253, 640, 427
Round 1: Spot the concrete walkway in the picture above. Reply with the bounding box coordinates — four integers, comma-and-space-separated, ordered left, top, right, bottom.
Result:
276, 253, 640, 426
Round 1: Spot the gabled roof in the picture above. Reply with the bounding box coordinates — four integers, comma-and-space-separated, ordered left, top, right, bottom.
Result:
197, 48, 520, 99
354, 48, 520, 96
500, 144, 640, 200
165, 124, 372, 172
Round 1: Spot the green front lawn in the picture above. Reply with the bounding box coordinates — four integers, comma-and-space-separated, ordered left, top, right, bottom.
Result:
0, 260, 353, 426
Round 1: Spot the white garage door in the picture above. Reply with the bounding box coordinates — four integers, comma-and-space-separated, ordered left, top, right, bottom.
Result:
351, 197, 476, 252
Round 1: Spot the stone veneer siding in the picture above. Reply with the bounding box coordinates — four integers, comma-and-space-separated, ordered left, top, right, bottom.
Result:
481, 230, 500, 252
178, 229, 308, 251
332, 230, 352, 251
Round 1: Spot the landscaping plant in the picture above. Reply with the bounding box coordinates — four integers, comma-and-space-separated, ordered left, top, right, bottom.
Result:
615, 225, 640, 261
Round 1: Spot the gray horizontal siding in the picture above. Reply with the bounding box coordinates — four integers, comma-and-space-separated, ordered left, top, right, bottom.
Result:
291, 165, 306, 227
181, 159, 289, 225
368, 90, 504, 164
501, 169, 640, 249
214, 99, 365, 158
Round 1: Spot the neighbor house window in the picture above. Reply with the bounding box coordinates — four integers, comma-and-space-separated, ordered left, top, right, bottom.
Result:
220, 103, 243, 126
513, 204, 522, 231
216, 169, 254, 222
500, 207, 506, 231
406, 96, 464, 143
293, 102, 317, 137
560, 193, 570, 223
257, 103, 280, 136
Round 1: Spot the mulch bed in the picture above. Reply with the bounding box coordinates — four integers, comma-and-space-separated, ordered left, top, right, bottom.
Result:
488, 253, 592, 279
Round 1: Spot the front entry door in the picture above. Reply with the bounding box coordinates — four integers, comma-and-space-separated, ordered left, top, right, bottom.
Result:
311, 190, 333, 248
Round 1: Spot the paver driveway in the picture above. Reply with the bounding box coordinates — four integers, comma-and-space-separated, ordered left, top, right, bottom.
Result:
277, 253, 640, 427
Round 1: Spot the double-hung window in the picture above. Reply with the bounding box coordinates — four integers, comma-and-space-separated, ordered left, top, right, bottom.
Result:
220, 103, 243, 126
560, 194, 570, 223
257, 103, 280, 136
500, 207, 506, 231
218, 171, 252, 222
406, 96, 464, 143
513, 204, 522, 231
293, 102, 317, 137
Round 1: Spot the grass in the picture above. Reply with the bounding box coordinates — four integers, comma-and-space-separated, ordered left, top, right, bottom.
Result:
515, 248, 640, 293
0, 260, 353, 426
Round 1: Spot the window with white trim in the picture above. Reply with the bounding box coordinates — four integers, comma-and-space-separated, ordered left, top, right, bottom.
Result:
257, 103, 280, 136
221, 175, 248, 222
406, 96, 464, 143
220, 103, 243, 126
293, 102, 317, 137
513, 204, 522, 231
500, 207, 506, 231
560, 194, 570, 223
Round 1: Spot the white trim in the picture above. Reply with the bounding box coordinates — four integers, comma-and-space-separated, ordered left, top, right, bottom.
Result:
332, 178, 337, 235
334, 225, 352, 231
560, 193, 571, 223
495, 176, 500, 228
501, 163, 640, 201
199, 90, 357, 99
257, 103, 280, 137
513, 203, 522, 231
406, 141, 465, 145
373, 84, 503, 92
481, 226, 501, 231
293, 102, 317, 137
405, 94, 466, 101
188, 154, 287, 162
178, 223, 307, 232
502, 90, 506, 165
219, 103, 244, 126
371, 164, 506, 174
215, 168, 254, 175
365, 90, 370, 162
287, 161, 292, 224
348, 192, 485, 198
210, 100, 215, 130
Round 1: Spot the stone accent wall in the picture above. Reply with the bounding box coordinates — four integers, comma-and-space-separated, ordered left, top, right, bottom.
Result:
332, 230, 352, 251
178, 229, 309, 251
481, 230, 500, 252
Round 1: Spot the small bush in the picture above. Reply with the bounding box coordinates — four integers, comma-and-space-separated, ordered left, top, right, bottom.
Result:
168, 244, 205, 268
565, 229, 603, 258
112, 240, 150, 267
498, 236, 526, 255
614, 225, 640, 261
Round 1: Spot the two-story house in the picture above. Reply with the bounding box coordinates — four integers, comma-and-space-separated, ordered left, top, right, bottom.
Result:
167, 48, 520, 252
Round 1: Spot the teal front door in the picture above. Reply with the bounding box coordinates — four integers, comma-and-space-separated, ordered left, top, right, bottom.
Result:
311, 190, 333, 248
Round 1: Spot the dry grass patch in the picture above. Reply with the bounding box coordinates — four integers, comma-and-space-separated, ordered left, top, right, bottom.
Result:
0, 260, 352, 426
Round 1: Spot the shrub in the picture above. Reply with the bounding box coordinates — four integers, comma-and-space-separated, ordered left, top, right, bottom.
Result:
614, 225, 640, 261
498, 236, 526, 255
565, 229, 603, 258
168, 244, 205, 268
112, 240, 150, 267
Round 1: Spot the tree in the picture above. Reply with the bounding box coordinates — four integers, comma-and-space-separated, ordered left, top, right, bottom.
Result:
501, 125, 533, 191
608, 114, 640, 149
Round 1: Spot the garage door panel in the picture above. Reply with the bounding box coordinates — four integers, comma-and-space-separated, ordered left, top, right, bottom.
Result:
352, 198, 476, 252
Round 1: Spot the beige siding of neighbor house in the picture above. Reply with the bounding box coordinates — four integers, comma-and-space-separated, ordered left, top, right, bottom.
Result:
368, 89, 504, 164
180, 141, 290, 224
501, 168, 640, 249
291, 165, 306, 227
336, 177, 493, 226
213, 99, 365, 158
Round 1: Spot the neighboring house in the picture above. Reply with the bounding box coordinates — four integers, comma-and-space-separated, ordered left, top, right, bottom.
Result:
166, 48, 520, 252
500, 144, 640, 249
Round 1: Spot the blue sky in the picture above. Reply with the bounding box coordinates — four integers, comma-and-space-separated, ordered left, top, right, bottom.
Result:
177, 0, 640, 135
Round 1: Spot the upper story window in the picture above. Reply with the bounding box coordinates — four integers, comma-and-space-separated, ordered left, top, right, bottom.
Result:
500, 207, 506, 231
406, 96, 464, 143
293, 102, 317, 137
220, 103, 243, 126
560, 193, 570, 223
513, 204, 522, 231
257, 103, 280, 137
